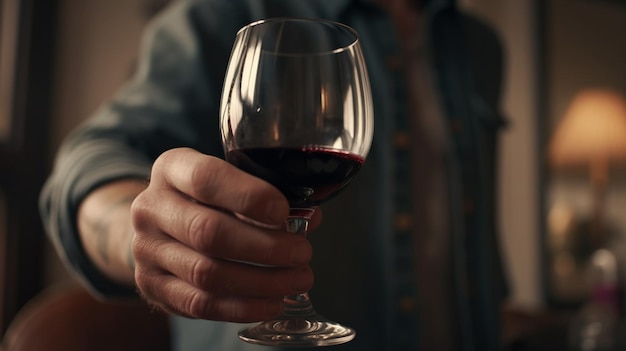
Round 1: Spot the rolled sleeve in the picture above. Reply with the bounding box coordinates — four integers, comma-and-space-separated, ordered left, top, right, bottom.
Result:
39, 0, 223, 298
40, 138, 152, 298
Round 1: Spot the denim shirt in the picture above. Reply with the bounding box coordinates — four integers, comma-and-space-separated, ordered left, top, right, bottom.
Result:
40, 0, 507, 350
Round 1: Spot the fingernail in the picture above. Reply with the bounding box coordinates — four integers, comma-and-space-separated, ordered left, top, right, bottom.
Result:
291, 267, 313, 293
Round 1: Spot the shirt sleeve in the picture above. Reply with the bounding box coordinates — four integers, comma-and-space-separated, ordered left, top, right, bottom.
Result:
39, 0, 242, 298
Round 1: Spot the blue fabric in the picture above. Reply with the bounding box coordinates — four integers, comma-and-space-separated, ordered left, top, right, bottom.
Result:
170, 319, 265, 351
40, 0, 507, 350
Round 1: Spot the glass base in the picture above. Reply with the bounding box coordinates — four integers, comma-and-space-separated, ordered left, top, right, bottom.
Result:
238, 317, 355, 347
238, 213, 354, 347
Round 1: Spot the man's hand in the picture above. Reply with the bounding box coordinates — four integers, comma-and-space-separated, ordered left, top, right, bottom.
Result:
130, 148, 318, 322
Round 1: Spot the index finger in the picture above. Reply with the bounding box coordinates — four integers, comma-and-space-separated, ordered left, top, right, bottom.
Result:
151, 148, 290, 225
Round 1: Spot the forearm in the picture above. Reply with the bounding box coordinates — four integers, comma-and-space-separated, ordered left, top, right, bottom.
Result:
77, 179, 147, 288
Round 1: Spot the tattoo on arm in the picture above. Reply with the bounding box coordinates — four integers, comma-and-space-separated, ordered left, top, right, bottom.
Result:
86, 196, 135, 263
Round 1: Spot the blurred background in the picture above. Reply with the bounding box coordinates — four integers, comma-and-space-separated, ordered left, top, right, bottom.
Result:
0, 0, 625, 349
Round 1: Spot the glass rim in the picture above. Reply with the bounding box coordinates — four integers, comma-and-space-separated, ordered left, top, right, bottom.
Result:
236, 17, 361, 56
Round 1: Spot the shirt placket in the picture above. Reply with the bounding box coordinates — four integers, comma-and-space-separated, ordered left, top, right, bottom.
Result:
387, 52, 420, 350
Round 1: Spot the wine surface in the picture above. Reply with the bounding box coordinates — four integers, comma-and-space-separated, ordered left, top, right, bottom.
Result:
227, 147, 364, 207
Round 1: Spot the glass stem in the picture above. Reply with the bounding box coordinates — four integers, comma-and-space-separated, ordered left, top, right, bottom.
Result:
283, 209, 317, 319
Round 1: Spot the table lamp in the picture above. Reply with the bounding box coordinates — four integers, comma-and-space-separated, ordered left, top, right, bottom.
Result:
549, 89, 626, 247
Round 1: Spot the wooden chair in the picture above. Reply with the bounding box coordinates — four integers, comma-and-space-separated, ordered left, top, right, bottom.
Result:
1, 283, 171, 351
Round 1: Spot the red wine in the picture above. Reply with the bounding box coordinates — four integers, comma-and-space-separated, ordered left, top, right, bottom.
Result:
226, 147, 364, 207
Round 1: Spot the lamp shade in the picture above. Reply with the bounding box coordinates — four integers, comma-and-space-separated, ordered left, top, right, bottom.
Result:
549, 89, 626, 167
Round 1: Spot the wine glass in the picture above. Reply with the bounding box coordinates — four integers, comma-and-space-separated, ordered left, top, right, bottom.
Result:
219, 17, 374, 347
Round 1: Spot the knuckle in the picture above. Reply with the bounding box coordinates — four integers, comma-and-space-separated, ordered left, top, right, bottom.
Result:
159, 148, 185, 165
188, 155, 222, 196
133, 265, 155, 293
226, 299, 246, 321
190, 257, 218, 288
130, 193, 149, 230
130, 232, 149, 260
235, 188, 256, 213
152, 148, 192, 184
186, 291, 212, 318
130, 227, 160, 262
188, 212, 220, 252
152, 149, 175, 176
187, 163, 210, 196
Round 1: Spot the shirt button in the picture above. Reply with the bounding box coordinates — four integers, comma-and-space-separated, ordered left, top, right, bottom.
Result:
398, 296, 417, 313
394, 213, 412, 231
386, 54, 403, 71
393, 131, 411, 149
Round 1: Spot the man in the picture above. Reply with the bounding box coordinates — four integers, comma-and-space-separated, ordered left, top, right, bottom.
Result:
41, 0, 507, 349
